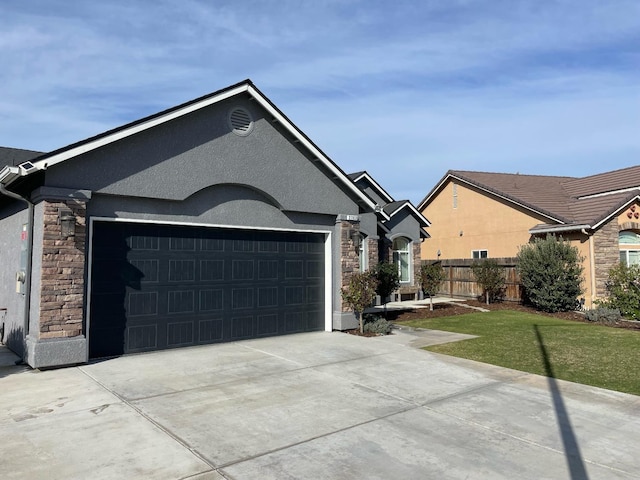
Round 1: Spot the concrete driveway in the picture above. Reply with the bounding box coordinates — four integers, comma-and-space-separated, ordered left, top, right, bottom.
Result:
1, 330, 639, 480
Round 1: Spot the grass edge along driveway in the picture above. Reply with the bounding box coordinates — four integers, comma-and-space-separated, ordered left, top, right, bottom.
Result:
401, 311, 640, 396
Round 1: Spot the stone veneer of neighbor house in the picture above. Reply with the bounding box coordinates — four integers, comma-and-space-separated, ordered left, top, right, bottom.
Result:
26, 188, 90, 368
592, 218, 620, 298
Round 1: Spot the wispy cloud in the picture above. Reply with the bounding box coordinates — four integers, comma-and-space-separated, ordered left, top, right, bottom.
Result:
1, 0, 638, 203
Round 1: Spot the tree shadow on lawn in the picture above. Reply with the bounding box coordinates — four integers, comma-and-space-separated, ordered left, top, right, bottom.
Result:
534, 324, 589, 480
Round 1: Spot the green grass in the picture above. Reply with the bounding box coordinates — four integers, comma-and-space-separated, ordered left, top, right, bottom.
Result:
402, 311, 640, 396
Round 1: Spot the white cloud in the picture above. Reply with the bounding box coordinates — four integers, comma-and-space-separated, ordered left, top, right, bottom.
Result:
0, 0, 638, 203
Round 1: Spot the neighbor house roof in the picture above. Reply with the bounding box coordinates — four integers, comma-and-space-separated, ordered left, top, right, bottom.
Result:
418, 166, 640, 234
0, 79, 378, 212
0, 147, 44, 167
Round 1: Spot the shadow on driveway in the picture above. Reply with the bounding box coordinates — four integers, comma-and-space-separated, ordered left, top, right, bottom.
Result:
534, 324, 589, 480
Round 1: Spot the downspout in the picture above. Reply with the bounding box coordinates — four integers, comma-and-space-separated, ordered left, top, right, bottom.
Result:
582, 228, 596, 307
0, 184, 35, 354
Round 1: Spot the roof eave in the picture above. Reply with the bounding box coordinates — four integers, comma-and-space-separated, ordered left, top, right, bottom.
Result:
529, 224, 592, 235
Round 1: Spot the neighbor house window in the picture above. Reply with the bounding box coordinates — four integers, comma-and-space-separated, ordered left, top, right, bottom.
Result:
472, 250, 488, 259
358, 234, 367, 272
620, 250, 640, 266
619, 231, 640, 265
393, 237, 411, 283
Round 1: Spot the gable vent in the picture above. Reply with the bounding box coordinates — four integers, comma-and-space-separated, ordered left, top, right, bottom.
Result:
228, 107, 254, 136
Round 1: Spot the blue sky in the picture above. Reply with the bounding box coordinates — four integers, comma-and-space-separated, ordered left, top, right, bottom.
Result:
1, 0, 639, 204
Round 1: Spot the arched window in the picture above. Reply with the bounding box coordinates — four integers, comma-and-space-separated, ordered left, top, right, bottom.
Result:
619, 231, 640, 265
392, 237, 411, 283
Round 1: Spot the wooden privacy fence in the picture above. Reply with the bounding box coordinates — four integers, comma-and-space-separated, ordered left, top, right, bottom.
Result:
427, 257, 523, 302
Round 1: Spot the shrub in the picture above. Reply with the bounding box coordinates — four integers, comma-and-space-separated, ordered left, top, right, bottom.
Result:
471, 259, 506, 304
516, 235, 584, 313
599, 263, 640, 320
585, 307, 621, 324
363, 315, 393, 335
418, 263, 446, 310
373, 262, 400, 304
341, 271, 378, 333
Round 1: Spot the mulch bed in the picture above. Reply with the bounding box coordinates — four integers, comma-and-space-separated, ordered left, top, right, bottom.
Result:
381, 299, 640, 331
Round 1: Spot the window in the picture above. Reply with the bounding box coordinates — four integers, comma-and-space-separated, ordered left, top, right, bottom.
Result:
472, 250, 488, 259
619, 231, 640, 265
392, 237, 411, 283
620, 250, 640, 266
358, 234, 367, 272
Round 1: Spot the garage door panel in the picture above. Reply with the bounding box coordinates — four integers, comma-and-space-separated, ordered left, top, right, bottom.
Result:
89, 222, 325, 358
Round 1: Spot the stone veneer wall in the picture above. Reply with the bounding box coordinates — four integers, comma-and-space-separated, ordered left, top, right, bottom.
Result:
340, 220, 360, 312
367, 238, 378, 272
592, 218, 620, 298
38, 199, 87, 339
412, 242, 421, 287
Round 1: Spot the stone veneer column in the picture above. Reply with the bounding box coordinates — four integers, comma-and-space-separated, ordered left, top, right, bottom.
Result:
412, 242, 422, 287
39, 199, 87, 339
367, 238, 378, 271
340, 219, 360, 312
592, 218, 620, 298
26, 187, 91, 368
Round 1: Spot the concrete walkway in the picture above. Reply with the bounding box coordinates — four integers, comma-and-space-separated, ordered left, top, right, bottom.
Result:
1, 330, 639, 479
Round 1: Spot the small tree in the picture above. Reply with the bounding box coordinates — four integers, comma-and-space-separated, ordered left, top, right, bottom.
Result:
341, 271, 378, 333
516, 235, 584, 313
600, 262, 640, 320
373, 262, 400, 305
418, 263, 446, 310
471, 259, 506, 305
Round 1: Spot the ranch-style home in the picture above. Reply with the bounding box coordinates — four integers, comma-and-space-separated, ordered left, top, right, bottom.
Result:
418, 168, 640, 307
0, 80, 429, 369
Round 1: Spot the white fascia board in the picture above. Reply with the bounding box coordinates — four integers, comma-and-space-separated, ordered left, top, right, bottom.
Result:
352, 172, 395, 204
417, 175, 450, 211
528, 224, 591, 235
247, 85, 378, 213
578, 186, 640, 199
592, 194, 640, 230
389, 201, 431, 227
0, 166, 20, 185
27, 84, 250, 175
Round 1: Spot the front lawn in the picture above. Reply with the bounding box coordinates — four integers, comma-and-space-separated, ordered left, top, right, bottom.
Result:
401, 310, 640, 396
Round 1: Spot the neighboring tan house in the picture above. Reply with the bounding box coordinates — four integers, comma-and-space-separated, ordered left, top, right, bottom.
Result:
418, 167, 640, 307
348, 171, 430, 301
0, 79, 426, 369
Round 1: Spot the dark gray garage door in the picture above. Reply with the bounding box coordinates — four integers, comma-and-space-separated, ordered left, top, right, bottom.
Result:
89, 222, 325, 358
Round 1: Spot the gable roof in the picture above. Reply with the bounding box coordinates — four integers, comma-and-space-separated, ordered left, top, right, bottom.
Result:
348, 170, 431, 238
0, 79, 377, 212
348, 171, 394, 204
419, 166, 640, 233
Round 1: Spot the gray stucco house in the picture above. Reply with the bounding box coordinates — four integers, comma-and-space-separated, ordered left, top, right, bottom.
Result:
0, 80, 429, 368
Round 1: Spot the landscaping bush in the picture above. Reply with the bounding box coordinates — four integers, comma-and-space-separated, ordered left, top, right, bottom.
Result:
516, 235, 584, 313
372, 262, 400, 304
341, 271, 378, 333
363, 314, 393, 335
471, 259, 506, 304
599, 263, 640, 320
585, 307, 621, 324
418, 262, 446, 310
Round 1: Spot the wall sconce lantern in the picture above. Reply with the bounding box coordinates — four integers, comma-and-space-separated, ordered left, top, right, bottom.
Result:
59, 208, 76, 238
350, 230, 361, 249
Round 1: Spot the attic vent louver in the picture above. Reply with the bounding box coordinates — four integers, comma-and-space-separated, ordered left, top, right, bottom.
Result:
228, 107, 254, 136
